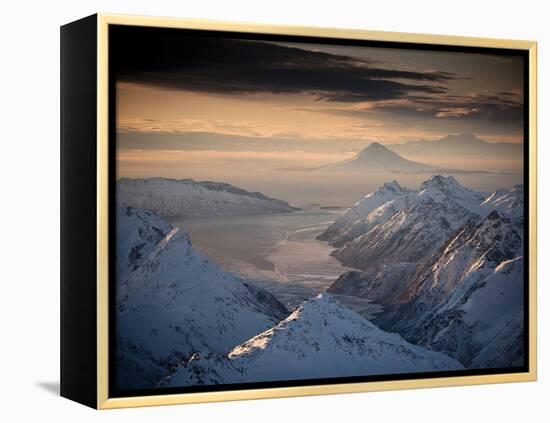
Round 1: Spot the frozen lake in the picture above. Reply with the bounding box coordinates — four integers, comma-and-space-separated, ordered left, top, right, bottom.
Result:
170, 208, 358, 308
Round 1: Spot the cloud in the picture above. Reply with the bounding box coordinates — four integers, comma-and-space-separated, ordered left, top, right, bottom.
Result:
111, 26, 457, 103
435, 107, 479, 118
112, 27, 524, 141
374, 92, 523, 124
117, 116, 387, 145
294, 88, 523, 136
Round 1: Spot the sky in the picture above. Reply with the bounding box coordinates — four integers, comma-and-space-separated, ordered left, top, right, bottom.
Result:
113, 27, 525, 203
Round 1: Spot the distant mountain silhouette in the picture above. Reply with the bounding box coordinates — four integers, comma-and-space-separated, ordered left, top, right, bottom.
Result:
329, 142, 436, 172
386, 133, 522, 162
278, 137, 506, 174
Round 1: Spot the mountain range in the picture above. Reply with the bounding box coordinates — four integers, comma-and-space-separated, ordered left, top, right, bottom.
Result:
386, 133, 522, 164
319, 176, 489, 263
116, 206, 466, 389
115, 170, 524, 389
324, 176, 525, 368
380, 213, 524, 368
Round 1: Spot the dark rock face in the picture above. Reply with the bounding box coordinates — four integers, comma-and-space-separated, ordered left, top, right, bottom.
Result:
327, 263, 419, 306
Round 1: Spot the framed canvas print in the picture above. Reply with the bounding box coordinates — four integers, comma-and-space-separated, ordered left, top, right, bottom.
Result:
60, 14, 537, 409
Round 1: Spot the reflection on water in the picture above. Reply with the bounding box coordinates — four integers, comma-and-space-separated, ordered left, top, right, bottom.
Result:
169, 208, 358, 308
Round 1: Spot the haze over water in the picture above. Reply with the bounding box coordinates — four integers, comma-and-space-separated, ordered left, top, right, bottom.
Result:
170, 208, 359, 307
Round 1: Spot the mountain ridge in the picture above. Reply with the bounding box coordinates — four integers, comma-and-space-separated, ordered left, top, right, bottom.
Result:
160, 294, 463, 387
117, 177, 300, 218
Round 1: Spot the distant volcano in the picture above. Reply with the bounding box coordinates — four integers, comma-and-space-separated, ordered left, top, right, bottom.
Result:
331, 142, 435, 172
279, 141, 492, 174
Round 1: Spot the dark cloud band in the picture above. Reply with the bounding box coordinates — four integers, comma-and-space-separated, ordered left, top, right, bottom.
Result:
111, 26, 523, 134
111, 26, 456, 102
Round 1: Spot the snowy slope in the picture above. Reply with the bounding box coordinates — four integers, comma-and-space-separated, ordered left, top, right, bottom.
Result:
480, 184, 524, 220
328, 194, 418, 247
380, 211, 523, 326
324, 176, 521, 270
161, 294, 463, 387
333, 196, 478, 269
413, 257, 524, 368
318, 180, 410, 241
320, 176, 486, 248
117, 177, 299, 218
417, 175, 487, 216
374, 211, 523, 367
116, 208, 289, 389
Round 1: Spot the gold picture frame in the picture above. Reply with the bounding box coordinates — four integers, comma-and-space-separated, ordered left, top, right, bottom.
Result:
60, 13, 537, 409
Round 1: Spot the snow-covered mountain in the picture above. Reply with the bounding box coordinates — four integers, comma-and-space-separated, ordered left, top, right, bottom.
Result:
116, 207, 289, 389
117, 177, 299, 218
329, 142, 436, 172
327, 194, 418, 247
374, 211, 524, 367
480, 184, 524, 221
322, 176, 521, 270
319, 176, 485, 247
160, 294, 463, 387
321, 176, 524, 369
321, 177, 522, 297
411, 257, 524, 369
418, 175, 487, 216
318, 180, 410, 242
333, 195, 478, 269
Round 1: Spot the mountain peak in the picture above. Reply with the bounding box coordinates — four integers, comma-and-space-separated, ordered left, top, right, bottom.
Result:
356, 142, 394, 159
283, 293, 347, 322
380, 180, 407, 193
330, 141, 434, 172
418, 175, 488, 216
421, 175, 461, 190
297, 292, 344, 312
